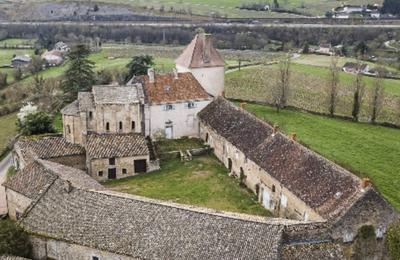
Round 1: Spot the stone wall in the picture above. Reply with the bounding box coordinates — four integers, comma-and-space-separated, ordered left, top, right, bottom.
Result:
145, 100, 211, 139
199, 122, 323, 222
48, 154, 86, 171
88, 155, 150, 181
30, 236, 134, 260
63, 114, 83, 145
5, 189, 32, 220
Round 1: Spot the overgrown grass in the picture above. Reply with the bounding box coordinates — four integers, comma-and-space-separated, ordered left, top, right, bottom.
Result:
104, 155, 269, 216
240, 102, 400, 210
0, 113, 17, 155
155, 137, 206, 153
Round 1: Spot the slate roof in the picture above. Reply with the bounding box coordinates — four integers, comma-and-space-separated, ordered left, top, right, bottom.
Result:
199, 98, 362, 220
78, 92, 95, 111
86, 133, 149, 159
281, 242, 344, 260
15, 136, 85, 163
22, 179, 283, 259
138, 72, 211, 104
198, 97, 273, 155
176, 33, 225, 68
3, 159, 103, 200
60, 100, 79, 116
92, 86, 141, 104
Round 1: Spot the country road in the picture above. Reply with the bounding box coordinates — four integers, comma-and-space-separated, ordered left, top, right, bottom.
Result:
0, 153, 12, 216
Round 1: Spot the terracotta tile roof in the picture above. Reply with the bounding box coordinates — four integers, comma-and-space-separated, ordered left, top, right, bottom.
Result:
86, 133, 149, 159
176, 33, 225, 68
199, 98, 362, 220
22, 179, 283, 259
198, 97, 273, 155
3, 159, 103, 199
15, 136, 85, 163
139, 72, 211, 104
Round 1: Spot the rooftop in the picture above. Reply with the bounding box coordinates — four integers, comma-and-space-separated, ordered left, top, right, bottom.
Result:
86, 133, 149, 159
92, 85, 141, 104
22, 178, 284, 259
198, 98, 363, 220
175, 33, 225, 69
139, 72, 211, 104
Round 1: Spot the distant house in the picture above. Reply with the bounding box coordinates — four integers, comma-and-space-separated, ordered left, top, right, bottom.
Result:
41, 50, 64, 66
53, 41, 70, 53
11, 55, 31, 68
316, 43, 332, 55
342, 62, 370, 74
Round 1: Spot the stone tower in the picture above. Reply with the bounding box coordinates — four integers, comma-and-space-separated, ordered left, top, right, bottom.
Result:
175, 33, 225, 97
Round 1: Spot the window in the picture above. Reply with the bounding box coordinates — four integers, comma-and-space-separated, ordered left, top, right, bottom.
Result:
122, 168, 127, 174
98, 171, 103, 177
272, 185, 276, 193
89, 111, 93, 119
67, 125, 71, 134
186, 101, 196, 109
109, 158, 115, 165
376, 227, 384, 239
15, 210, 21, 220
119, 121, 123, 131
92, 256, 100, 260
205, 133, 209, 143
280, 194, 288, 208
131, 121, 135, 131
106, 122, 110, 131
164, 104, 174, 111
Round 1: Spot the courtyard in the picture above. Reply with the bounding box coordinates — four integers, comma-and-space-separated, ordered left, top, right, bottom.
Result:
104, 154, 269, 216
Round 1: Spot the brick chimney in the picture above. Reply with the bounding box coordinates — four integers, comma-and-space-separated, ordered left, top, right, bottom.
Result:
148, 68, 155, 83
173, 68, 178, 80
361, 178, 371, 189
289, 133, 297, 141
240, 102, 247, 109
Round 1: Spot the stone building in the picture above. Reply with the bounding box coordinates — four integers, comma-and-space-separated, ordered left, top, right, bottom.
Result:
198, 98, 398, 243
136, 69, 213, 139
13, 136, 85, 170
85, 133, 151, 180
175, 33, 225, 97
3, 159, 103, 220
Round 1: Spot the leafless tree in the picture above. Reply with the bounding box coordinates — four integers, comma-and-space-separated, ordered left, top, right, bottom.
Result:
352, 69, 366, 122
370, 67, 385, 124
327, 55, 339, 117
274, 53, 291, 112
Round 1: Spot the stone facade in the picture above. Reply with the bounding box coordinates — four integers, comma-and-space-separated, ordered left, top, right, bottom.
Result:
47, 154, 86, 171
89, 155, 150, 181
199, 122, 323, 222
4, 189, 32, 220
62, 113, 83, 145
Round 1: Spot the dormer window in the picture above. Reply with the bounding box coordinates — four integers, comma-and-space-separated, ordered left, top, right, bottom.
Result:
186, 101, 196, 109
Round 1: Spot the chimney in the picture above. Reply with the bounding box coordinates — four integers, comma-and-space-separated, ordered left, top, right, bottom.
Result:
240, 102, 247, 109
361, 178, 371, 189
148, 68, 155, 83
203, 34, 212, 63
289, 133, 297, 141
173, 68, 178, 80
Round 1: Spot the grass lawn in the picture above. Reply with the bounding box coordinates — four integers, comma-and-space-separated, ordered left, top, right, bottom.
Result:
239, 102, 400, 210
0, 113, 17, 155
155, 137, 206, 153
104, 155, 269, 216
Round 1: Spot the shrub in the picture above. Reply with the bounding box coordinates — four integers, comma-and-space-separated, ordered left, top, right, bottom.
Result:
0, 72, 8, 88
6, 166, 15, 180
0, 219, 31, 257
386, 220, 400, 260
17, 111, 55, 136
13, 68, 23, 81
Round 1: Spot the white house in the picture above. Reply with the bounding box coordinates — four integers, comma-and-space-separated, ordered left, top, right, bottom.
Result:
175, 33, 225, 97
139, 68, 213, 139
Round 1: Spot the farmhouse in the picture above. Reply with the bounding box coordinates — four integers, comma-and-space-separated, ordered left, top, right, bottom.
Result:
342, 62, 370, 74
11, 55, 31, 68
41, 50, 64, 66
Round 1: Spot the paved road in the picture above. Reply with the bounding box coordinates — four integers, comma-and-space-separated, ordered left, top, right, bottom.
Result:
0, 153, 12, 215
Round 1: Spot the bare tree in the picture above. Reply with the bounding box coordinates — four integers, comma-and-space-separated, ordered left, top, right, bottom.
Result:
352, 70, 366, 122
274, 53, 291, 112
370, 68, 385, 124
327, 55, 339, 117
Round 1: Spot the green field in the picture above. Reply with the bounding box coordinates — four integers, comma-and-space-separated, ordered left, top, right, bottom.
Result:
104, 155, 269, 216
0, 38, 36, 47
239, 102, 400, 210
0, 113, 17, 155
